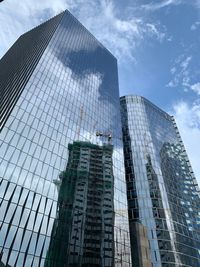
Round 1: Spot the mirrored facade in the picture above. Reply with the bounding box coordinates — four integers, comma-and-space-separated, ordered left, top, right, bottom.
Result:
0, 10, 131, 266
120, 95, 200, 267
45, 141, 115, 267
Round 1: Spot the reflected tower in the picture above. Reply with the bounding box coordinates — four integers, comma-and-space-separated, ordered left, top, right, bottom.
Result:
120, 95, 200, 267
0, 10, 131, 267
45, 141, 115, 267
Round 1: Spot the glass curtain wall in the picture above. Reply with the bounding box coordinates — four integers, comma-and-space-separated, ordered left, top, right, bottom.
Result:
120, 95, 200, 267
0, 10, 131, 267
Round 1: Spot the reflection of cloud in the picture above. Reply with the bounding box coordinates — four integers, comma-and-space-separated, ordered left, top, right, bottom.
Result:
172, 101, 200, 183
32, 44, 119, 143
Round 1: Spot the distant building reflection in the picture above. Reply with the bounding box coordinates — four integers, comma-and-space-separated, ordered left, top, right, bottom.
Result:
0, 262, 11, 267
121, 95, 200, 266
45, 141, 115, 267
0, 252, 11, 267
160, 142, 200, 265
145, 154, 177, 264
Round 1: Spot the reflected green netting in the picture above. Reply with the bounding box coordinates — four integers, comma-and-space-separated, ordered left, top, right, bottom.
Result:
45, 141, 114, 266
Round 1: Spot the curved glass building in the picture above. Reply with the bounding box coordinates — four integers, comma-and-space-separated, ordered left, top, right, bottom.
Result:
120, 95, 200, 267
0, 10, 131, 267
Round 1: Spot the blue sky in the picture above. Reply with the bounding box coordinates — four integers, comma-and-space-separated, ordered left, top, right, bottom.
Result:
0, 0, 200, 182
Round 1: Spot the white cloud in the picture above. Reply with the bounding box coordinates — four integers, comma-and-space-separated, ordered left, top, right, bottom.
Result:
166, 55, 192, 89
170, 66, 176, 74
69, 0, 168, 61
172, 101, 200, 184
146, 23, 166, 42
191, 21, 200, 30
191, 82, 200, 95
167, 54, 200, 97
180, 56, 192, 70
0, 0, 70, 58
167, 80, 177, 87
142, 0, 182, 11
0, 0, 168, 62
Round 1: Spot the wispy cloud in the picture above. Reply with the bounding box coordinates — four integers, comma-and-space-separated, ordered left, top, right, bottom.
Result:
146, 23, 167, 42
0, 0, 70, 58
141, 0, 182, 11
195, 0, 200, 9
167, 55, 192, 89
190, 82, 200, 94
70, 0, 169, 61
167, 53, 200, 96
180, 56, 192, 69
191, 21, 200, 30
0, 0, 169, 62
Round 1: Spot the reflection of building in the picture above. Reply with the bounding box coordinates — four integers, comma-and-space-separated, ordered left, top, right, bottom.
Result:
0, 258, 11, 267
0, 252, 11, 267
160, 142, 200, 266
130, 221, 151, 267
121, 95, 200, 267
0, 262, 11, 267
45, 141, 114, 266
0, 10, 131, 267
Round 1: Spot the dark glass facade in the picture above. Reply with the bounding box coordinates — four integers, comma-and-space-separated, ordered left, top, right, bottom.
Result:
0, 12, 64, 132
121, 95, 200, 267
0, 10, 131, 266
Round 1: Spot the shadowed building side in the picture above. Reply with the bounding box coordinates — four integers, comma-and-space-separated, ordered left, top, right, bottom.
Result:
0, 12, 64, 132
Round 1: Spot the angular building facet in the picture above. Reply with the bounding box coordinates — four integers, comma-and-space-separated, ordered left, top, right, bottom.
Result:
0, 10, 131, 266
120, 95, 200, 267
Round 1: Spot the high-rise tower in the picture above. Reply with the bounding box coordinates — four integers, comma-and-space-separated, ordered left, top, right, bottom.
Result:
0, 11, 131, 266
120, 95, 200, 267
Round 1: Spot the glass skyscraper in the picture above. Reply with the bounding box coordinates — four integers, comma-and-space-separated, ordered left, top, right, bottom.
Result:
121, 95, 200, 267
0, 10, 131, 267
